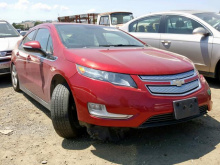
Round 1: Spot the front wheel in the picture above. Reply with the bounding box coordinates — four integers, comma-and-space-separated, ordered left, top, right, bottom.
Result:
11, 64, 20, 92
50, 84, 80, 138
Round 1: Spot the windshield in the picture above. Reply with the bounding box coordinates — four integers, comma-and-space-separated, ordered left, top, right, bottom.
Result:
194, 13, 220, 32
0, 22, 20, 38
111, 13, 133, 25
55, 24, 144, 49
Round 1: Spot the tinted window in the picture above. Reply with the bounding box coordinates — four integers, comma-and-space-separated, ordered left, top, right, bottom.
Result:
46, 35, 53, 54
55, 24, 144, 48
23, 30, 36, 44
35, 29, 50, 52
165, 15, 203, 34
129, 16, 161, 33
100, 16, 110, 25
0, 22, 20, 37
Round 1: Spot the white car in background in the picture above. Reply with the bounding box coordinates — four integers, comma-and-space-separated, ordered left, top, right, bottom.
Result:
0, 20, 22, 75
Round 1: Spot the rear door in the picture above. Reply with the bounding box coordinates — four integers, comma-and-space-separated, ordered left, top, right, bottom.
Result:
128, 15, 162, 47
159, 15, 213, 72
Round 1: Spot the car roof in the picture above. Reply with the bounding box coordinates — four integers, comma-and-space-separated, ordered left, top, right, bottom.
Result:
99, 11, 133, 16
34, 22, 117, 29
168, 10, 214, 14
136, 10, 215, 18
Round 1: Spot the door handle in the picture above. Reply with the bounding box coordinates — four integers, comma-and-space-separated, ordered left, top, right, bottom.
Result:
161, 40, 171, 46
161, 40, 171, 43
16, 52, 20, 56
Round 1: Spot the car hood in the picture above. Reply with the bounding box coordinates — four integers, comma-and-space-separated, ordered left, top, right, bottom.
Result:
65, 47, 194, 75
0, 36, 22, 51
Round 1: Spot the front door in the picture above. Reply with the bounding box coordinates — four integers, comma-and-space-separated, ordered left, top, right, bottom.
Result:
159, 15, 213, 73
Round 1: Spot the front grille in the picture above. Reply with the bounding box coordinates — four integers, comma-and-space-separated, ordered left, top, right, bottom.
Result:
139, 69, 200, 96
147, 79, 200, 95
6, 51, 12, 56
139, 70, 195, 81
139, 105, 208, 128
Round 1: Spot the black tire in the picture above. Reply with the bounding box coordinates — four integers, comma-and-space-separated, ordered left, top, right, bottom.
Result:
218, 67, 220, 82
51, 84, 80, 138
11, 64, 20, 92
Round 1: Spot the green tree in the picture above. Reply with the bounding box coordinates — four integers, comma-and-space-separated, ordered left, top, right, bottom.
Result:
12, 23, 24, 30
34, 21, 42, 26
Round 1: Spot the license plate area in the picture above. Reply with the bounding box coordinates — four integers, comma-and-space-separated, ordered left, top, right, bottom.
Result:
0, 62, 10, 69
173, 97, 199, 120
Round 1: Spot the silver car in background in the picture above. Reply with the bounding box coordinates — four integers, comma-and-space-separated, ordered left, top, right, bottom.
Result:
121, 11, 220, 79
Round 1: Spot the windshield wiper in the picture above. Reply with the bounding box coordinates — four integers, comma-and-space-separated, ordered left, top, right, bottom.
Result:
99, 44, 143, 47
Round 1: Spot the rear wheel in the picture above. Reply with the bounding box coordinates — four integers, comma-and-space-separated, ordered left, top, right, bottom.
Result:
50, 84, 80, 138
218, 66, 220, 81
11, 64, 20, 92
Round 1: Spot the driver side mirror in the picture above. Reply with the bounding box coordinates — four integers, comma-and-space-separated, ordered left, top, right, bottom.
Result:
23, 41, 47, 55
23, 41, 41, 49
193, 27, 210, 36
23, 41, 55, 59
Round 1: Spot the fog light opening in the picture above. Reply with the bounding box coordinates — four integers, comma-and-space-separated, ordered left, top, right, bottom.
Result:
87, 102, 133, 119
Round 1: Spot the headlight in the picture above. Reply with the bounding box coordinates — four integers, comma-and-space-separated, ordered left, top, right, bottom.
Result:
76, 64, 137, 88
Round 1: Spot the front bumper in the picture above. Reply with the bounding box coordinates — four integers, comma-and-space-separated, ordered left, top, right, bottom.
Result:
69, 73, 212, 128
139, 105, 208, 128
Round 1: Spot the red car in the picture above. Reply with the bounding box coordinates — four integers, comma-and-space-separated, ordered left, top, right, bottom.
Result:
11, 23, 212, 141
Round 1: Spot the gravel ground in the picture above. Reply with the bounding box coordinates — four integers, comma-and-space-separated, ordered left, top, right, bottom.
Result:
0, 74, 220, 165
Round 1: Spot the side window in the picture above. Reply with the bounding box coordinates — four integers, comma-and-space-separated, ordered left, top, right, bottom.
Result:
129, 16, 161, 33
165, 15, 203, 34
35, 29, 50, 52
46, 35, 53, 54
100, 16, 110, 26
22, 30, 36, 44
129, 21, 138, 32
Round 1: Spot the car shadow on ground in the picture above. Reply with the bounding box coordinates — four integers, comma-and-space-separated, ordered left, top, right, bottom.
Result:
62, 115, 220, 164
206, 77, 220, 89
0, 74, 12, 88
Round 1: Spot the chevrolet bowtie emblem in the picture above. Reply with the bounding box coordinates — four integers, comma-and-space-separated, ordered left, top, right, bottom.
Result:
171, 79, 185, 87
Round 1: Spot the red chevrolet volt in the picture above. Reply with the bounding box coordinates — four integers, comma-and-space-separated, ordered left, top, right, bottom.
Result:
11, 23, 212, 141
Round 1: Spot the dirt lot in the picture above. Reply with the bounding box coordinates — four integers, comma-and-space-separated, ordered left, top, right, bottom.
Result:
0, 74, 220, 165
